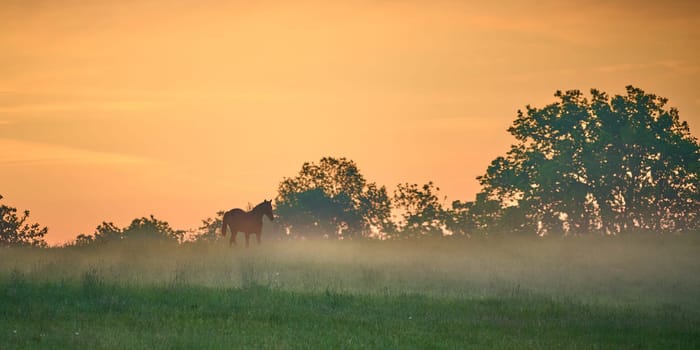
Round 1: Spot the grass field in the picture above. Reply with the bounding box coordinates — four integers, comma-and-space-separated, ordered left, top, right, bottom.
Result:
1, 235, 699, 349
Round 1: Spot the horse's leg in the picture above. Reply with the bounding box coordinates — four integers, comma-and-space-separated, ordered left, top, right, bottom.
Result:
245, 233, 250, 248
229, 232, 237, 247
256, 232, 261, 245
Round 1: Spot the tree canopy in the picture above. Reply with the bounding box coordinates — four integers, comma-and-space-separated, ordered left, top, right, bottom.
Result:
0, 194, 48, 247
477, 86, 699, 235
393, 182, 447, 237
74, 215, 185, 246
190, 210, 226, 243
276, 157, 393, 238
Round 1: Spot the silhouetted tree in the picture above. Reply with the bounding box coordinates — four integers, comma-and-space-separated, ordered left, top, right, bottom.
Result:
94, 222, 123, 243
72, 216, 184, 245
446, 193, 517, 235
445, 200, 475, 236
73, 233, 95, 247
122, 215, 185, 242
191, 210, 225, 242
0, 195, 48, 247
393, 182, 447, 237
478, 86, 700, 235
73, 222, 122, 246
276, 188, 356, 237
276, 157, 393, 238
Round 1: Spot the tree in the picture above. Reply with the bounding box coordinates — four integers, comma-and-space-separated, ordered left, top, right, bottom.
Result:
93, 222, 123, 243
122, 215, 185, 243
73, 233, 95, 247
445, 200, 476, 236
0, 195, 48, 247
276, 157, 393, 238
276, 188, 352, 237
72, 221, 123, 246
478, 86, 700, 235
72, 215, 184, 245
393, 182, 447, 237
191, 211, 225, 243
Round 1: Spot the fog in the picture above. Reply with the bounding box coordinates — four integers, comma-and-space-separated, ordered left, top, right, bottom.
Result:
2, 235, 698, 309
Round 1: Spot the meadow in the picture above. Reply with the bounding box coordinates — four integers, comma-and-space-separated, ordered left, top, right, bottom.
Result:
1, 234, 699, 349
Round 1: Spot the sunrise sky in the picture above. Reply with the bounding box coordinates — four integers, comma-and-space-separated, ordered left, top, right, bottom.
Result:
1, 0, 699, 244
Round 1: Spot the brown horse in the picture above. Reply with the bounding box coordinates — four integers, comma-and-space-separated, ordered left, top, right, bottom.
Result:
221, 200, 274, 247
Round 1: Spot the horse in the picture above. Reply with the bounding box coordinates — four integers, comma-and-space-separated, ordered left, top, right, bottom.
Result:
221, 200, 274, 247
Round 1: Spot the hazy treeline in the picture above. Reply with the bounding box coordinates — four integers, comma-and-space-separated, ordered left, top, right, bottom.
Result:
1, 86, 698, 247
269, 86, 700, 239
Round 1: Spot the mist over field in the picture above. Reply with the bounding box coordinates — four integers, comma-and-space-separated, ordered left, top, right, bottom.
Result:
3, 227, 700, 348
3, 235, 699, 307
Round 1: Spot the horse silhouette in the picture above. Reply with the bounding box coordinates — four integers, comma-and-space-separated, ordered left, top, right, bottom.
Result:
221, 200, 274, 247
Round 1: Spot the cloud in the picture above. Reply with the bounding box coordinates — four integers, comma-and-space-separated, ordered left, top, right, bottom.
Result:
0, 100, 162, 114
588, 61, 700, 78
0, 138, 153, 166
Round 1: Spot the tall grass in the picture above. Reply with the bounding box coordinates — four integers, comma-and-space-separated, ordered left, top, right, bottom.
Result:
2, 235, 698, 306
1, 235, 698, 348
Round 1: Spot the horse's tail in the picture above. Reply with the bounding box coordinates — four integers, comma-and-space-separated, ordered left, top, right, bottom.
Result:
221, 213, 228, 237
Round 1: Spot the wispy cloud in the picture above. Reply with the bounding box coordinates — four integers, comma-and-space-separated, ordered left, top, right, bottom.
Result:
592, 60, 697, 74
0, 101, 162, 114
0, 138, 153, 166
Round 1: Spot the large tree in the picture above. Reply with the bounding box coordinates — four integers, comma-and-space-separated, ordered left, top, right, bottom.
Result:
393, 182, 447, 237
276, 157, 393, 238
478, 86, 699, 235
0, 195, 48, 247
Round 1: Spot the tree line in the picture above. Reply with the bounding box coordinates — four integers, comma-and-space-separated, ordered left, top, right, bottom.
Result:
273, 86, 699, 238
2, 86, 698, 247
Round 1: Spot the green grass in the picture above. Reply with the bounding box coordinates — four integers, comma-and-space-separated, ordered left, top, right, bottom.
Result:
1, 235, 699, 349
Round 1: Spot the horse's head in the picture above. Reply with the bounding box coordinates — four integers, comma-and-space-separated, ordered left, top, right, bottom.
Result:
262, 199, 274, 221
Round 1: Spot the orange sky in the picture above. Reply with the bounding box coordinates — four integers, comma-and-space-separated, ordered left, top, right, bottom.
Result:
1, 0, 699, 244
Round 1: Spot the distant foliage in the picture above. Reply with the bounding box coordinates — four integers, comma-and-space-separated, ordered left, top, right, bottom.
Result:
61, 86, 698, 244
276, 157, 393, 238
123, 215, 185, 242
477, 86, 699, 235
277, 188, 355, 237
393, 182, 448, 237
191, 210, 225, 243
0, 195, 48, 247
73, 215, 185, 246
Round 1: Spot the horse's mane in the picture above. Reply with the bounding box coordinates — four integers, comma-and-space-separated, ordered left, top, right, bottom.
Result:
251, 201, 270, 213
